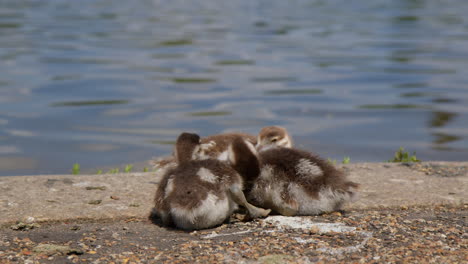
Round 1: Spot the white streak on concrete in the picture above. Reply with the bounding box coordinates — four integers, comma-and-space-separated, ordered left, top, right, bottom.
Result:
72, 181, 93, 187
202, 229, 252, 239
263, 216, 356, 233
316, 231, 373, 255
389, 179, 424, 184
263, 215, 374, 256
294, 237, 317, 244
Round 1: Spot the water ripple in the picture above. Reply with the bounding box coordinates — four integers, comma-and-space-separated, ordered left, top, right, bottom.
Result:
1, 0, 468, 175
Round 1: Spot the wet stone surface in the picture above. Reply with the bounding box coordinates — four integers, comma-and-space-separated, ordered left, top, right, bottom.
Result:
0, 204, 466, 263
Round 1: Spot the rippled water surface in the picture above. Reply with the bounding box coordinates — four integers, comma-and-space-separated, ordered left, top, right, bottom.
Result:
1, 0, 468, 176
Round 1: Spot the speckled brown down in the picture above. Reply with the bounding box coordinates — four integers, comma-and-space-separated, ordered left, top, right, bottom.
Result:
246, 146, 360, 216
150, 132, 257, 179
256, 126, 293, 152
150, 133, 270, 230
150, 126, 292, 181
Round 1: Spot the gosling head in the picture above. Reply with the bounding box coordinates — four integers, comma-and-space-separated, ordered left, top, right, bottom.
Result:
174, 132, 201, 164
256, 126, 293, 152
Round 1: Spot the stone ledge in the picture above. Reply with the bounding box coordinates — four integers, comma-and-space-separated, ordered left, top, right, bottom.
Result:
1, 162, 466, 224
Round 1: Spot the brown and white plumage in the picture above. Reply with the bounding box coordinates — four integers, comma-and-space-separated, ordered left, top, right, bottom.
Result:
150, 126, 291, 172
250, 147, 359, 216
150, 126, 292, 182
229, 137, 359, 216
150, 133, 270, 230
197, 132, 257, 160
150, 132, 257, 179
256, 126, 293, 152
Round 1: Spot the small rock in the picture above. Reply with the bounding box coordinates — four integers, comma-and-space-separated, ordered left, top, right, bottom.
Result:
330, 211, 342, 217
88, 200, 102, 205
10, 222, 40, 231
110, 196, 120, 200
112, 232, 121, 240
85, 186, 106, 191
33, 244, 83, 256
310, 226, 320, 234
258, 254, 294, 264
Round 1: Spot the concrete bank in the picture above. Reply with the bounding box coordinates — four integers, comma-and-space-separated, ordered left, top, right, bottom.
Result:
0, 162, 467, 263
1, 162, 466, 225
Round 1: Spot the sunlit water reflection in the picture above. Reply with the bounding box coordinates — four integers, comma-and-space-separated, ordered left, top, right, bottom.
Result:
1, 0, 467, 176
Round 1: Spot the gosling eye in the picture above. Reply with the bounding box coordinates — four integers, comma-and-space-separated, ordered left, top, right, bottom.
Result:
271, 137, 278, 143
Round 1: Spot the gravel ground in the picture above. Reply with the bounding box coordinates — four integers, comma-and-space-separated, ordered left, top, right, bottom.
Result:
1, 204, 466, 264
404, 162, 468, 178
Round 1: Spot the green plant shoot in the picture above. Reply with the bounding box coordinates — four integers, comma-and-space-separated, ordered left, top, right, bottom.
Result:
124, 164, 133, 173
72, 163, 80, 175
388, 147, 420, 162
342, 157, 351, 164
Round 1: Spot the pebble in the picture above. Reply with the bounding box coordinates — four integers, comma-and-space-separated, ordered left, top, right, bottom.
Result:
0, 204, 465, 263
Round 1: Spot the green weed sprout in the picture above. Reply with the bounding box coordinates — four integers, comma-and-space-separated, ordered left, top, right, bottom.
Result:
388, 147, 420, 162
107, 168, 119, 174
72, 163, 80, 175
342, 157, 351, 164
124, 164, 133, 173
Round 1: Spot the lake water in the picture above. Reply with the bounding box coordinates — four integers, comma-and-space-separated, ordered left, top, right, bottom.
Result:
1, 0, 468, 176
